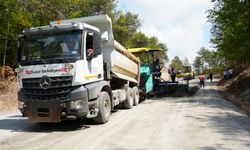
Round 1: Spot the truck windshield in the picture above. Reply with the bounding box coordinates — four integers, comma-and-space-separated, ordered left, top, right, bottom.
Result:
183, 66, 191, 73
21, 31, 81, 64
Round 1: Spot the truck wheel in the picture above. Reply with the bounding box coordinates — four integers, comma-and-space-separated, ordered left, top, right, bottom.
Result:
93, 92, 111, 124
124, 87, 133, 109
133, 87, 139, 106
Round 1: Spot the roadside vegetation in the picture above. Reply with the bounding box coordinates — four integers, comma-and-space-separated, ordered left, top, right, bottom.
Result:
198, 0, 249, 74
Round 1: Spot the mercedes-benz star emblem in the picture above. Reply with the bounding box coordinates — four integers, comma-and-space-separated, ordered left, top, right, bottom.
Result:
40, 76, 51, 89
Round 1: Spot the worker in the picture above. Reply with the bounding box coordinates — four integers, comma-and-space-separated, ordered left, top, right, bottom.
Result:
199, 73, 205, 88
86, 48, 94, 60
209, 72, 213, 82
170, 67, 176, 82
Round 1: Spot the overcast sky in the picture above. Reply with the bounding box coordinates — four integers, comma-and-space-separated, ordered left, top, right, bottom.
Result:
117, 0, 214, 64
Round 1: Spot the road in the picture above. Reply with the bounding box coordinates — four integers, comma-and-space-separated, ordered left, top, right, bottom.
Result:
0, 79, 250, 150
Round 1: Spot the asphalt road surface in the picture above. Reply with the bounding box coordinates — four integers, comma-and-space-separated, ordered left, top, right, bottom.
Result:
0, 79, 250, 150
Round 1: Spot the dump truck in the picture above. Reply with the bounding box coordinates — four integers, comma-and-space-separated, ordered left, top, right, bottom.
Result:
16, 15, 140, 123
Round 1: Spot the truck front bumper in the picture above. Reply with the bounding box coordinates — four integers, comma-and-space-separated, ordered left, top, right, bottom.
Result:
18, 85, 89, 122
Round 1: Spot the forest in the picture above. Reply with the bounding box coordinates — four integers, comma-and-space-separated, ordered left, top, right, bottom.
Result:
0, 0, 249, 74
0, 0, 168, 69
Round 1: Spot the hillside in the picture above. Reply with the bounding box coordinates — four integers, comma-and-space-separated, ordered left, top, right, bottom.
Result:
219, 68, 250, 115
0, 66, 18, 112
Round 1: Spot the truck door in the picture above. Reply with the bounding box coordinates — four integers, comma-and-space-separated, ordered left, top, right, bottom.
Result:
84, 31, 103, 82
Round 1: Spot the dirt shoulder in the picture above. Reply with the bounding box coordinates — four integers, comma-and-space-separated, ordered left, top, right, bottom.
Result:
0, 66, 19, 112
0, 80, 19, 112
218, 68, 250, 115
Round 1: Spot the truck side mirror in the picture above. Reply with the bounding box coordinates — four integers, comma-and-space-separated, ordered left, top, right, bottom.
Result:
16, 37, 23, 62
17, 46, 22, 62
93, 32, 102, 56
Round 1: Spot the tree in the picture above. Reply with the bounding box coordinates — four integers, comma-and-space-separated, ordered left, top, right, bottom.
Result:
87, 0, 117, 16
0, 0, 118, 67
148, 37, 168, 62
128, 33, 168, 63
156, 42, 169, 62
207, 0, 250, 67
194, 47, 227, 74
113, 12, 141, 47
128, 32, 149, 48
0, 0, 170, 72
170, 56, 183, 70
193, 56, 203, 74
0, 0, 31, 67
183, 57, 190, 66
197, 47, 213, 69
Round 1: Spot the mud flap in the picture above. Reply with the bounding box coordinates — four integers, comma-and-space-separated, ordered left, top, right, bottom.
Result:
28, 101, 63, 123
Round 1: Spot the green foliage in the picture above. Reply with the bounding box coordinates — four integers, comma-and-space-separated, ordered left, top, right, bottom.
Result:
0, 0, 30, 66
193, 47, 226, 74
127, 32, 168, 63
208, 0, 250, 66
197, 47, 214, 68
113, 12, 141, 47
193, 56, 203, 73
156, 42, 169, 62
0, 0, 117, 66
170, 56, 183, 70
0, 0, 169, 67
128, 32, 149, 48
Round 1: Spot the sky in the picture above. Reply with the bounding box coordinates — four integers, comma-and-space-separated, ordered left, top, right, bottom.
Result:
117, 0, 214, 64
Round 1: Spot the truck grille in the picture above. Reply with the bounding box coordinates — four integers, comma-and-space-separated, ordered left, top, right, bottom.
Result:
22, 76, 72, 101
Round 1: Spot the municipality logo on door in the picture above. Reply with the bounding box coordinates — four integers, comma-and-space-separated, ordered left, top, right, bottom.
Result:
40, 76, 52, 89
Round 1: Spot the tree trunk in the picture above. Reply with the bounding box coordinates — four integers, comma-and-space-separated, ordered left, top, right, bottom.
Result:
3, 20, 9, 80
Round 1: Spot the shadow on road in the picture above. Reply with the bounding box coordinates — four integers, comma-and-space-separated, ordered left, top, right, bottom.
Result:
154, 85, 200, 98
188, 83, 250, 135
198, 144, 233, 150
205, 113, 250, 136
154, 79, 250, 147
0, 108, 122, 133
198, 138, 250, 150
158, 81, 240, 111
0, 117, 98, 133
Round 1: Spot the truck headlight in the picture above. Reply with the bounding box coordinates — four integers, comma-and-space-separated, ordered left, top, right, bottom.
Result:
70, 100, 86, 109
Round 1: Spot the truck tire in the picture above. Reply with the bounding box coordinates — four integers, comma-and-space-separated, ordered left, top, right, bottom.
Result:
132, 86, 139, 106
93, 92, 111, 124
124, 87, 133, 109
